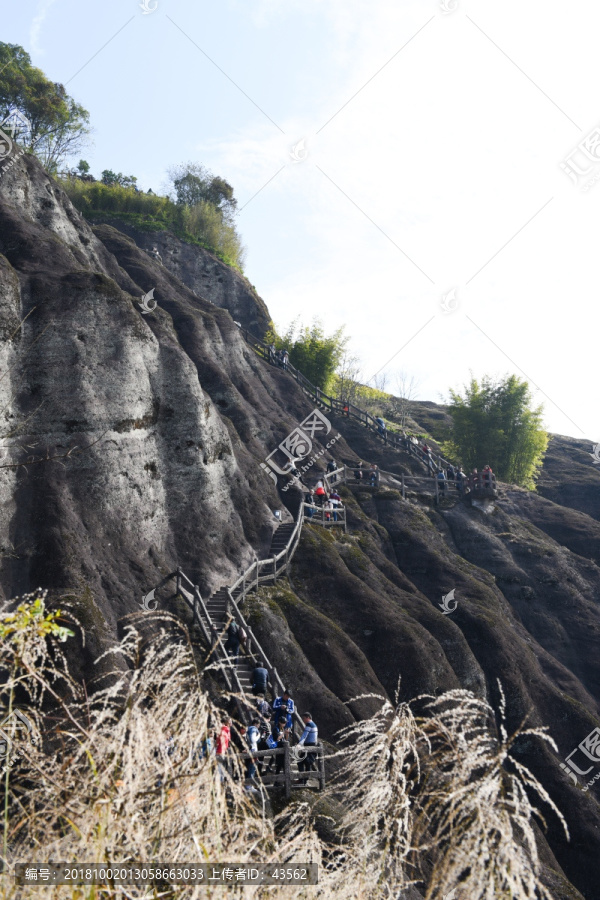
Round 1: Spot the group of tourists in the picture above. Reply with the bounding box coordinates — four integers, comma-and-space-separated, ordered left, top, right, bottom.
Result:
304, 475, 344, 522
436, 463, 495, 495
353, 463, 380, 486
437, 463, 465, 493
249, 680, 319, 786
268, 344, 290, 371
297, 458, 345, 522
210, 675, 319, 790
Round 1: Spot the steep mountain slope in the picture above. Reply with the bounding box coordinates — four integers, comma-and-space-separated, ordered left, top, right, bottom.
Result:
89, 215, 270, 336
0, 156, 599, 899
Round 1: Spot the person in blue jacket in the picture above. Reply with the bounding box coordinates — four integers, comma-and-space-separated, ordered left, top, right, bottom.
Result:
272, 689, 295, 738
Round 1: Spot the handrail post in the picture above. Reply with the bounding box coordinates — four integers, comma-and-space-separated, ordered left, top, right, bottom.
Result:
318, 744, 325, 791
283, 741, 291, 799
193, 585, 199, 627
272, 666, 282, 695
176, 566, 182, 597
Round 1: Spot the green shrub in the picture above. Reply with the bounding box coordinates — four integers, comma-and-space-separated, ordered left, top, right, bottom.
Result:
58, 178, 245, 270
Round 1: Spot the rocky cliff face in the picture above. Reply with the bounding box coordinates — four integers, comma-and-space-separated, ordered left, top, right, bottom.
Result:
0, 155, 306, 678
87, 215, 271, 336
1, 156, 599, 900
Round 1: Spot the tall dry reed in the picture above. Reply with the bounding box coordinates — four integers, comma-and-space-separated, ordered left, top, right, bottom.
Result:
0, 597, 567, 899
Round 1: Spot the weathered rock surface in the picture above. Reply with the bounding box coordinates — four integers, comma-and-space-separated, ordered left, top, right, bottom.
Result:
89, 216, 270, 336
0, 155, 599, 899
0, 155, 310, 679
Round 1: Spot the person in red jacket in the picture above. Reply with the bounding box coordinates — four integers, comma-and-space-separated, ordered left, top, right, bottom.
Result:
314, 483, 327, 507
216, 717, 231, 781
482, 465, 494, 487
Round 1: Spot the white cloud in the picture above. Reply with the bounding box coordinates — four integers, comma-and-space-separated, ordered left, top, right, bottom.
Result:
29, 0, 59, 55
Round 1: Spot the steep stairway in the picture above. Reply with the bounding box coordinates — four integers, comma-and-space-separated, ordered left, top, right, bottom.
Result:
269, 522, 295, 556
196, 519, 297, 704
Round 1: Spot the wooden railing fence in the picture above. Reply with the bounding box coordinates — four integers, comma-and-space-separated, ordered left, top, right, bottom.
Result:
241, 327, 453, 475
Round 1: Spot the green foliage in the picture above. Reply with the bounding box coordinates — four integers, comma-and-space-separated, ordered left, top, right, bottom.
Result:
0, 42, 90, 172
168, 162, 237, 220
331, 374, 391, 410
0, 594, 74, 647
59, 178, 246, 270
76, 159, 90, 175
60, 178, 172, 217
180, 199, 245, 267
100, 169, 137, 188
445, 374, 548, 488
269, 319, 347, 391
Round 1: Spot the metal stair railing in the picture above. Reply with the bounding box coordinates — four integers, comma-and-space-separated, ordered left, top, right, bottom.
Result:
224, 585, 305, 735
229, 506, 303, 596
239, 742, 326, 797
171, 569, 236, 693
242, 330, 335, 414
323, 466, 347, 488
225, 507, 306, 734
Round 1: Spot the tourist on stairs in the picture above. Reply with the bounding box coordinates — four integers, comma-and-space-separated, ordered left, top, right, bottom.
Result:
216, 717, 231, 781
296, 713, 318, 785
273, 689, 295, 739
437, 469, 446, 494
255, 693, 272, 720
225, 620, 240, 665
252, 665, 269, 696
304, 488, 316, 519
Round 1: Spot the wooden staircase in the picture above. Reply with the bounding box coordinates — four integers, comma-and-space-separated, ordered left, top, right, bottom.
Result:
269, 522, 296, 556
197, 520, 298, 704
145, 492, 325, 794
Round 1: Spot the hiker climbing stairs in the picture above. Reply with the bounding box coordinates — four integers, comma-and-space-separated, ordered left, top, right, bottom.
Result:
143, 495, 337, 795
202, 585, 255, 694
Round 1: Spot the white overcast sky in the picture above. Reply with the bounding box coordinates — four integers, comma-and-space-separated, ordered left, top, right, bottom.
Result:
6, 0, 600, 442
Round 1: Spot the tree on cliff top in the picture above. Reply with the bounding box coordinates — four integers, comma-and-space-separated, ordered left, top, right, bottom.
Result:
167, 162, 238, 221
165, 162, 245, 268
0, 42, 90, 172
268, 319, 347, 392
445, 374, 548, 488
